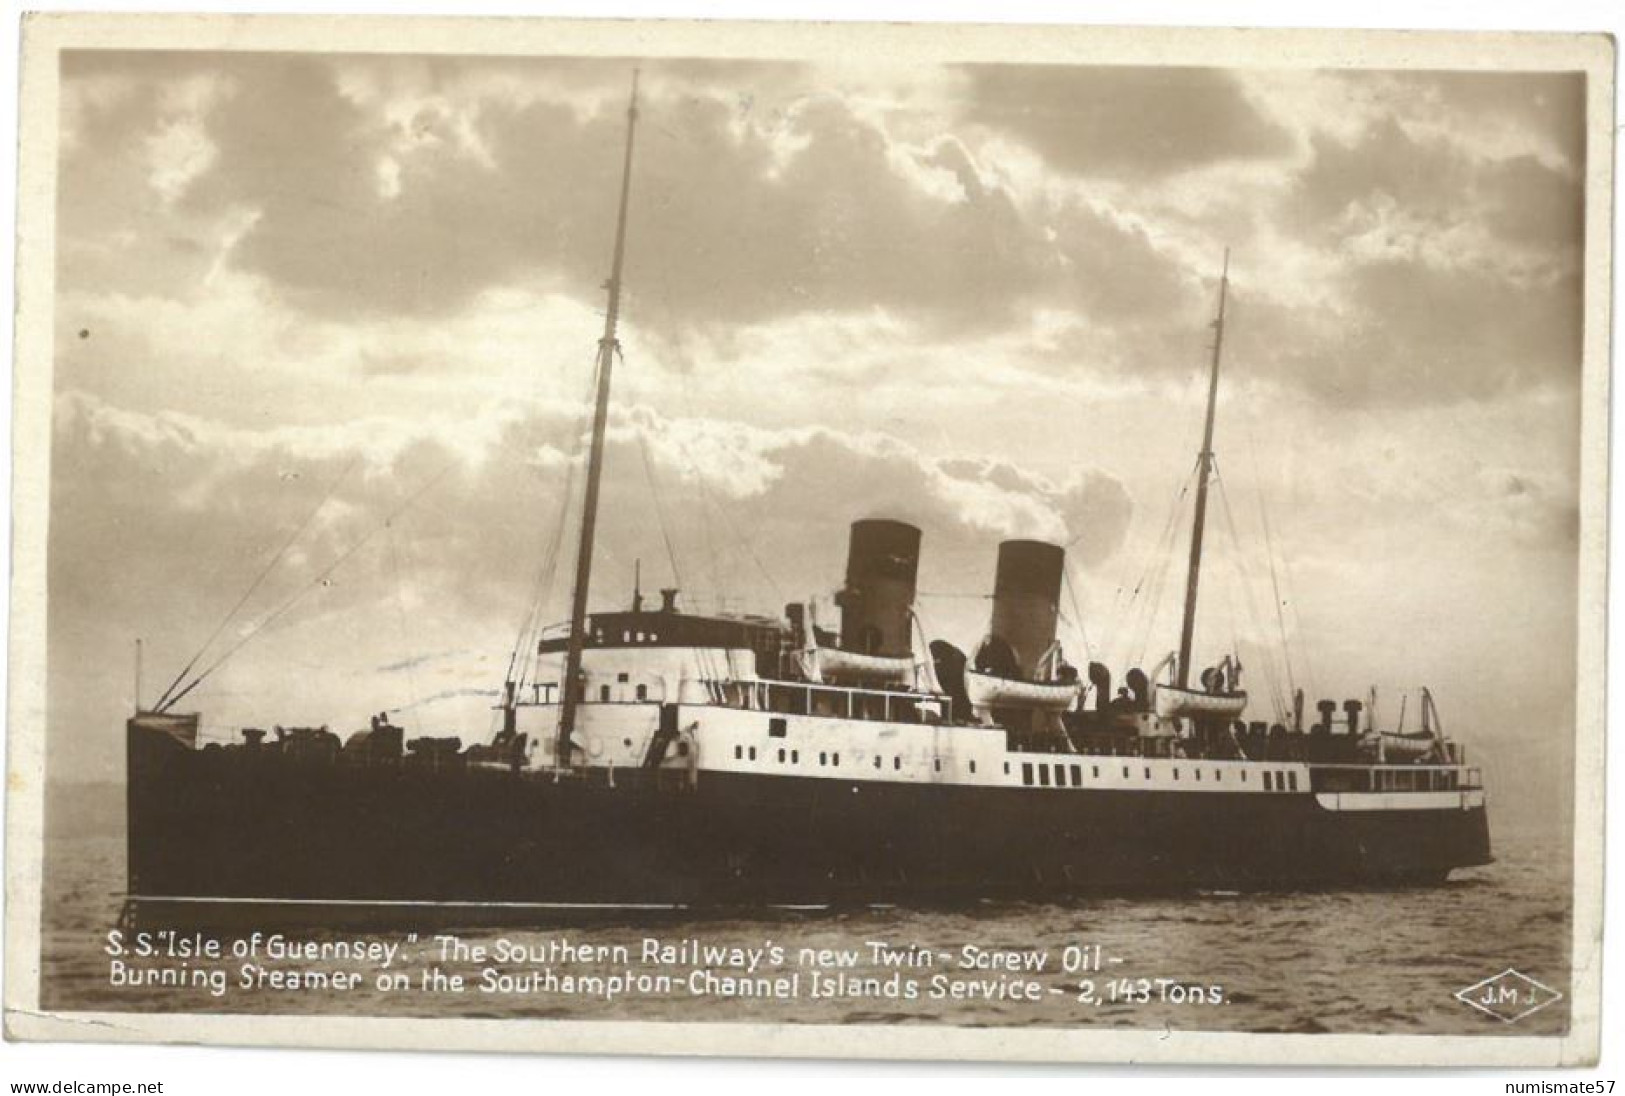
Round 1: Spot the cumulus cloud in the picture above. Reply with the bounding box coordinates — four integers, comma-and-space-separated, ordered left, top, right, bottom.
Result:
58, 52, 1584, 415
961, 65, 1294, 180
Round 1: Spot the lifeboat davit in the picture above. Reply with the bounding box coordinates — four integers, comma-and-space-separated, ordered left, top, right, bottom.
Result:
1153, 684, 1248, 720
798, 645, 914, 686
964, 670, 1081, 712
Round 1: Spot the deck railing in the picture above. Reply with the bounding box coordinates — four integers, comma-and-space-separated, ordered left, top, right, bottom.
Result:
698, 678, 954, 726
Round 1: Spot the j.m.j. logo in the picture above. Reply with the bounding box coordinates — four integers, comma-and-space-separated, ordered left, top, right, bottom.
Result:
1455, 969, 1564, 1023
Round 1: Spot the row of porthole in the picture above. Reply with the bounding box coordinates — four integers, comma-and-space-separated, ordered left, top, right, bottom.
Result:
595, 683, 652, 702
734, 744, 969, 774
729, 742, 1298, 792
591, 629, 665, 644
1020, 760, 1300, 792
733, 744, 818, 765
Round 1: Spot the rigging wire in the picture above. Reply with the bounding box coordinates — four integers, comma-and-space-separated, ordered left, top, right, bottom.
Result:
1212, 463, 1289, 723
153, 456, 360, 711
1126, 464, 1195, 669
662, 389, 732, 620
1061, 560, 1094, 664
508, 461, 578, 692
1255, 473, 1297, 702
1116, 482, 1176, 666
1212, 467, 1277, 715
1280, 552, 1318, 704
650, 333, 790, 621
634, 419, 687, 594
711, 494, 788, 609
160, 461, 459, 713
384, 518, 421, 733
506, 353, 598, 701
1242, 417, 1299, 703
616, 345, 687, 595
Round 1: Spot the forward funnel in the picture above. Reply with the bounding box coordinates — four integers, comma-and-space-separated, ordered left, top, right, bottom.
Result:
836, 519, 921, 658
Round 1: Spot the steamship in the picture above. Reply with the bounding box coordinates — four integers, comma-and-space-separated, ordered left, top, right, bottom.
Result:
124, 76, 1490, 927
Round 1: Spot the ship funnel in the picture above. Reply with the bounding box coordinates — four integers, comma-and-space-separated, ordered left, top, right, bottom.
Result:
836, 519, 921, 658
984, 539, 1066, 681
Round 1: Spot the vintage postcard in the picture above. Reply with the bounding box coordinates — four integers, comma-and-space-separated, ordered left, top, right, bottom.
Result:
4, 13, 1611, 1066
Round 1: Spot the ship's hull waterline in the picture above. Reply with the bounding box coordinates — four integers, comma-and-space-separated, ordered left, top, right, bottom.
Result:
126, 724, 1492, 930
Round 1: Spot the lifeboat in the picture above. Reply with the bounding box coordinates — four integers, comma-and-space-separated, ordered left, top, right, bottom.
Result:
1360, 731, 1438, 761
797, 645, 915, 686
964, 670, 1081, 712
1153, 684, 1248, 720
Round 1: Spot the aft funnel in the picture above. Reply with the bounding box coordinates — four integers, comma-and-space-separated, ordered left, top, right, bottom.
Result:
984, 539, 1065, 681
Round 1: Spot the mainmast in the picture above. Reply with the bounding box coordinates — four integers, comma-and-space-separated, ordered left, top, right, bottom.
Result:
1175, 249, 1230, 690
556, 71, 641, 768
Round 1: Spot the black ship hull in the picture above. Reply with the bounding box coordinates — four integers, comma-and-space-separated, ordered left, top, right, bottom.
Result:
127, 723, 1492, 929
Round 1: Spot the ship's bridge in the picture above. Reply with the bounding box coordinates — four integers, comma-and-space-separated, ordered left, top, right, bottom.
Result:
536, 591, 788, 678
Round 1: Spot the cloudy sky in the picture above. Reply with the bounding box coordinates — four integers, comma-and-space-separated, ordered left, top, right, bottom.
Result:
48, 50, 1585, 825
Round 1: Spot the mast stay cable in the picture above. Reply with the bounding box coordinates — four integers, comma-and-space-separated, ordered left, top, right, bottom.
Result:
504, 351, 596, 701
159, 462, 458, 713
1212, 463, 1288, 723
153, 456, 360, 712
384, 517, 422, 731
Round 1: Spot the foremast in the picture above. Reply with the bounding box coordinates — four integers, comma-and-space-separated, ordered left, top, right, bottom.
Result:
1175, 250, 1230, 690
556, 71, 641, 769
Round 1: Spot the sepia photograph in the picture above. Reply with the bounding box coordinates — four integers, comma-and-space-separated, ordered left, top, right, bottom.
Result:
3, 11, 1611, 1068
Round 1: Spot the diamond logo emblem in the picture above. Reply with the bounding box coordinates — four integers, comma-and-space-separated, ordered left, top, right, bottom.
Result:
1455, 969, 1563, 1023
